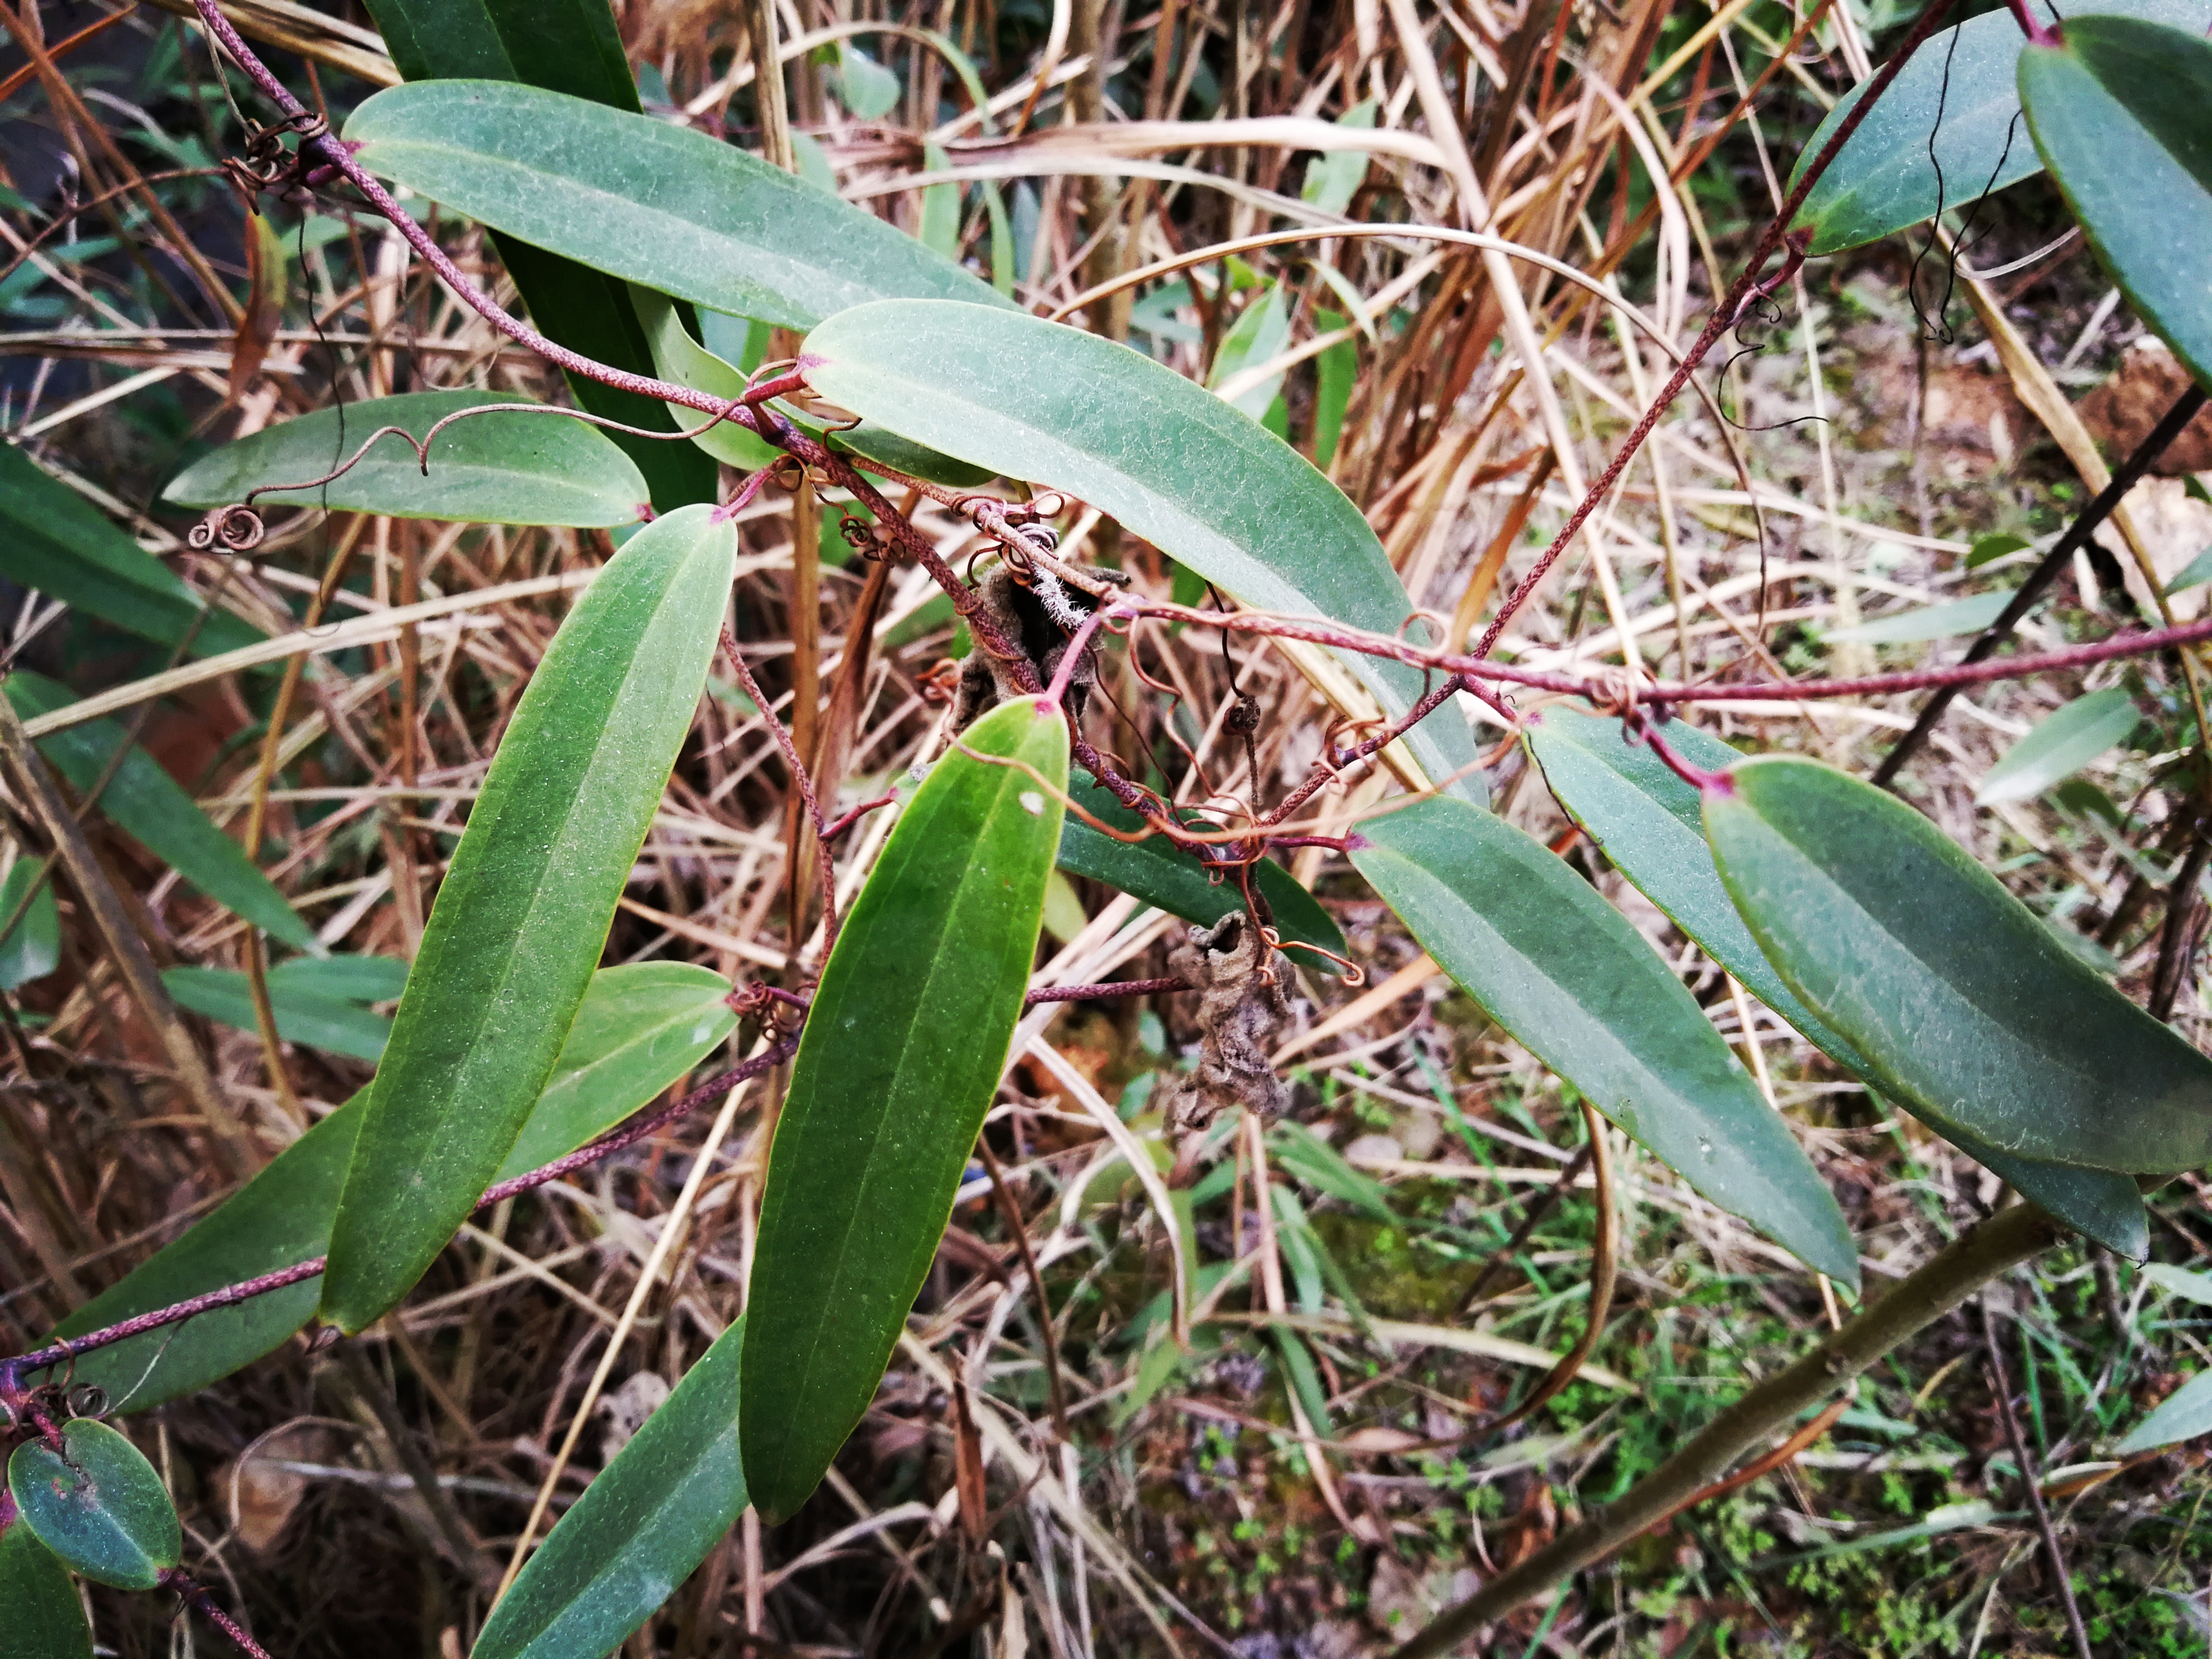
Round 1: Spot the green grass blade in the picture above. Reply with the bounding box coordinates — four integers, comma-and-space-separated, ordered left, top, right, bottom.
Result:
320, 507, 736, 1332
741, 696, 1067, 1521
0, 444, 259, 657
4, 672, 317, 952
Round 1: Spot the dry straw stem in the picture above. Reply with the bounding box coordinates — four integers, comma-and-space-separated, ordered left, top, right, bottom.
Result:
1391, 1202, 2066, 1656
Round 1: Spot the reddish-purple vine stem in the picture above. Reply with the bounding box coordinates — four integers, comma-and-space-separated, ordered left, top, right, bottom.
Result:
1474, 0, 1965, 657
163, 1570, 275, 1659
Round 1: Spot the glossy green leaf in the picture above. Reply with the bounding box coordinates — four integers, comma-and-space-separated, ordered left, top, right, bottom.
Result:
1057, 779, 1348, 972
161, 967, 393, 1062
163, 391, 649, 527
8, 1422, 179, 1590
1706, 756, 2212, 1174
2117, 1367, 2212, 1452
321, 507, 736, 1332
345, 82, 1009, 332
496, 962, 735, 1180
1977, 688, 2139, 806
742, 696, 1067, 1521
803, 300, 1483, 802
0, 860, 60, 991
1526, 707, 2148, 1257
2022, 14, 2212, 390
1824, 589, 2017, 645
51, 964, 735, 1413
358, 0, 716, 511
0, 443, 259, 657
628, 288, 995, 487
1968, 532, 2035, 569
268, 953, 411, 1003
4, 673, 317, 952
473, 1316, 747, 1659
0, 1516, 91, 1659
1786, 0, 2210, 255
1352, 794, 1857, 1285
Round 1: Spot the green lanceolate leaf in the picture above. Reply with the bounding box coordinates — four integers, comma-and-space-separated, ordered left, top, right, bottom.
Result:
1823, 590, 2017, 645
1787, 0, 2211, 255
1977, 688, 2140, 806
4, 673, 317, 952
497, 962, 735, 1179
320, 508, 736, 1332
357, 0, 716, 511
1352, 794, 1857, 1285
742, 696, 1067, 1521
161, 967, 392, 1062
345, 83, 1009, 332
0, 1516, 91, 1659
0, 444, 259, 657
164, 391, 649, 526
268, 953, 411, 1003
1057, 779, 1348, 972
628, 288, 995, 487
473, 1316, 748, 1659
802, 300, 1483, 803
0, 859, 60, 990
1526, 707, 2147, 1257
1706, 756, 2212, 1174
2021, 14, 2212, 390
8, 1422, 180, 1590
51, 964, 736, 1413
2118, 1367, 2212, 1452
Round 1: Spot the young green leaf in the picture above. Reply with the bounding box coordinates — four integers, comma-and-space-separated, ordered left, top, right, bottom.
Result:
52, 964, 735, 1413
473, 1316, 747, 1659
161, 967, 394, 1062
1209, 282, 1292, 418
496, 962, 735, 1180
741, 696, 1067, 1522
1976, 688, 2139, 806
0, 860, 60, 991
1351, 794, 1857, 1285
0, 444, 259, 657
2142, 1262, 2212, 1306
1706, 756, 2212, 1174
1786, 0, 2210, 255
164, 391, 649, 526
2117, 1367, 2212, 1453
2021, 14, 2212, 390
1526, 707, 2148, 1258
2162, 546, 2212, 595
628, 287, 995, 487
0, 1516, 91, 1659
918, 141, 962, 259
1056, 779, 1348, 972
1301, 99, 1378, 217
833, 40, 903, 119
802, 300, 1483, 803
343, 82, 1010, 331
358, 0, 717, 511
8, 1422, 180, 1590
321, 507, 736, 1332
4, 672, 318, 953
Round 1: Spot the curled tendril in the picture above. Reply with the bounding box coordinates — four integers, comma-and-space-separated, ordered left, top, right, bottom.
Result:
65, 1383, 106, 1420
222, 108, 329, 210
187, 503, 266, 553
